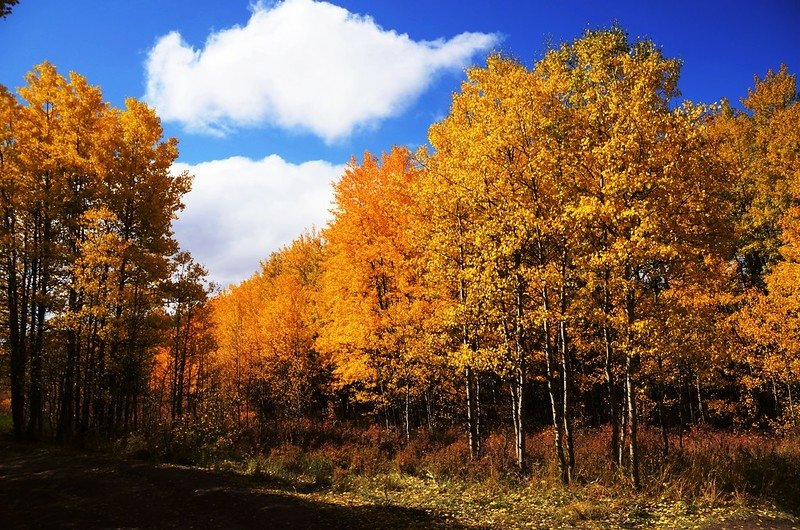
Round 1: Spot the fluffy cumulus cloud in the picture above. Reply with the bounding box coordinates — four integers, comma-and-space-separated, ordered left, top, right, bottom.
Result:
172, 155, 343, 287
145, 0, 499, 141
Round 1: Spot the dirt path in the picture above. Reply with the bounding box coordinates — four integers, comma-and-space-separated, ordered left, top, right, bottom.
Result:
0, 441, 466, 529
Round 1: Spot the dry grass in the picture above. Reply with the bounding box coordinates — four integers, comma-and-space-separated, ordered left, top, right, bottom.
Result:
130, 421, 800, 528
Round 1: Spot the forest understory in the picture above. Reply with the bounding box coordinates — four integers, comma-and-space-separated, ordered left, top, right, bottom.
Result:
2, 417, 799, 529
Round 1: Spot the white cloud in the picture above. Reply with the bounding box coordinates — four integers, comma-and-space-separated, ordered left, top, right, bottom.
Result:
172, 155, 343, 287
145, 0, 499, 141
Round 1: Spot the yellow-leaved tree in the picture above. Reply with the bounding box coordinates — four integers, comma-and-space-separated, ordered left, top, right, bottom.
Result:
0, 62, 193, 441
536, 30, 730, 487
734, 67, 800, 429
425, 29, 730, 486
425, 54, 586, 476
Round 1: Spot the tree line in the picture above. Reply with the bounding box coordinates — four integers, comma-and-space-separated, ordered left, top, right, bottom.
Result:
2, 29, 799, 490
210, 30, 800, 489
0, 63, 209, 444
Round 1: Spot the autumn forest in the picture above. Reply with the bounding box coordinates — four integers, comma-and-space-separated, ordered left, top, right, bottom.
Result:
2, 28, 800, 526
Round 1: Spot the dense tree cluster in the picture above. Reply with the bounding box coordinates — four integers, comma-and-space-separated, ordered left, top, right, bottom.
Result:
210, 30, 799, 488
2, 29, 799, 491
0, 63, 211, 444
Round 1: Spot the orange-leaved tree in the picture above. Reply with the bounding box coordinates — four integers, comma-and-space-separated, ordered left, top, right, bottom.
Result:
318, 147, 436, 440
211, 231, 329, 440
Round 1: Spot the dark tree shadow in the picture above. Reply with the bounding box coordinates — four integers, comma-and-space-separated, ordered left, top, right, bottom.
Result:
0, 442, 482, 529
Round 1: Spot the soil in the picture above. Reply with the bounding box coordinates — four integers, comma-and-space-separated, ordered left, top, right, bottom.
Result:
0, 439, 465, 529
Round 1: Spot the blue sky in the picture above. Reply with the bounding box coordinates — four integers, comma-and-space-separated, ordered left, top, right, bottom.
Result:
2, 0, 799, 286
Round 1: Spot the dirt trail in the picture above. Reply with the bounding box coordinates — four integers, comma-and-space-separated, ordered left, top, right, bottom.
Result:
0, 441, 463, 529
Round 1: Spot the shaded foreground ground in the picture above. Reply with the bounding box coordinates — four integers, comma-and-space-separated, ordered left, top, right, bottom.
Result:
0, 440, 465, 529
1, 438, 799, 529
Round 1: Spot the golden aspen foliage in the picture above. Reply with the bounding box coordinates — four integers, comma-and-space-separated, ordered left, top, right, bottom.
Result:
211, 275, 266, 426
720, 66, 800, 285
0, 62, 195, 439
733, 67, 800, 429
58, 208, 129, 337
317, 147, 437, 436
5, 33, 800, 506
538, 29, 731, 487
211, 231, 329, 431
426, 53, 586, 471
424, 28, 733, 483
